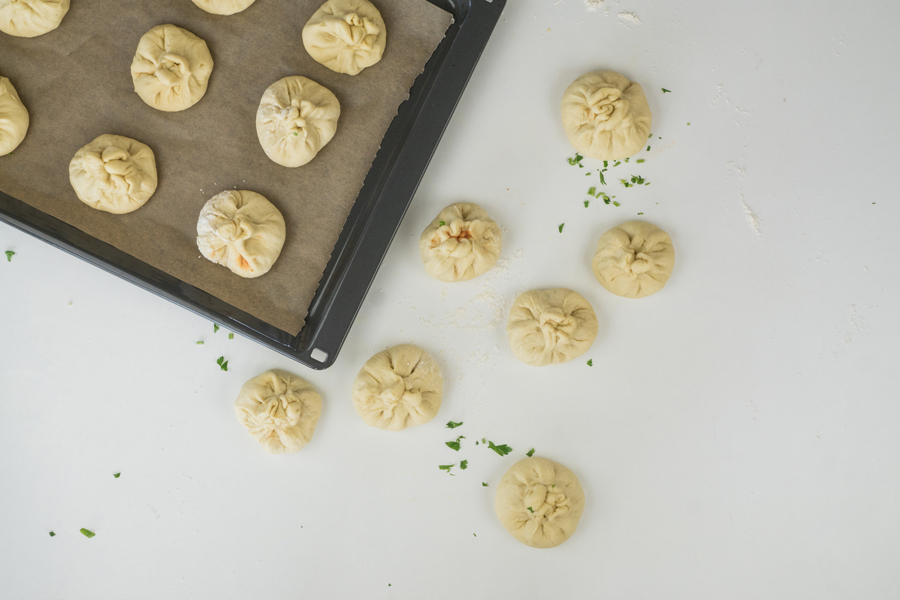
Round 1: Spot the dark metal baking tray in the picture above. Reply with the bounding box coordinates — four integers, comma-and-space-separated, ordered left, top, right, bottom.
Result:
0, 0, 506, 369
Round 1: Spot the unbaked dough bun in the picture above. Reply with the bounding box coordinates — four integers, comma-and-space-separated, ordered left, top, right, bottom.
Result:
0, 0, 69, 37
196, 190, 286, 278
0, 76, 29, 155
68, 134, 158, 214
130, 24, 214, 112
419, 203, 502, 282
303, 0, 386, 76
256, 76, 340, 168
191, 0, 256, 15
593, 220, 675, 298
352, 344, 442, 431
494, 456, 586, 549
507, 288, 598, 367
234, 369, 322, 454
561, 70, 652, 160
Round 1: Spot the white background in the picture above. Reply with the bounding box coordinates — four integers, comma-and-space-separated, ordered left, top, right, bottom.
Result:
2, 0, 899, 597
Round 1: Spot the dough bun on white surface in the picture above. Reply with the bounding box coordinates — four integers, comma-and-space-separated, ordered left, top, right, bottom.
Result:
507, 288, 599, 367
191, 0, 256, 15
352, 344, 442, 431
196, 190, 286, 278
561, 70, 652, 160
130, 24, 214, 112
234, 369, 322, 454
0, 76, 29, 155
494, 456, 586, 549
68, 134, 158, 214
302, 0, 386, 76
419, 202, 502, 282
0, 0, 69, 37
593, 220, 675, 298
256, 76, 341, 168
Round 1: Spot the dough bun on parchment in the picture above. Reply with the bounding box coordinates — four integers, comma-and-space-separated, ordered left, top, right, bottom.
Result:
191, 0, 256, 15
561, 70, 651, 160
302, 0, 386, 76
593, 220, 675, 298
196, 190, 286, 279
130, 24, 214, 112
352, 344, 442, 431
507, 288, 599, 367
0, 0, 69, 38
234, 369, 322, 454
495, 456, 586, 549
68, 134, 158, 214
0, 76, 29, 155
419, 202, 502, 282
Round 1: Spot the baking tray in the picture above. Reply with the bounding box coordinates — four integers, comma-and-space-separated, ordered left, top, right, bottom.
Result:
0, 0, 506, 370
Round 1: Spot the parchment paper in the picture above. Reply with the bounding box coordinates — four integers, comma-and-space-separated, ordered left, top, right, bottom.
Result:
0, 0, 451, 333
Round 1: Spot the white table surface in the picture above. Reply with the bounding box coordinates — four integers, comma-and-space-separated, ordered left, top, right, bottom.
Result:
2, 0, 899, 597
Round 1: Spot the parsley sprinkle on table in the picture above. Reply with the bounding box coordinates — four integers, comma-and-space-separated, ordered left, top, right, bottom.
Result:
446, 421, 463, 429
488, 441, 512, 456
196, 341, 204, 345
229, 333, 234, 339
49, 531, 55, 537
598, 170, 606, 185
587, 359, 593, 366
482, 482, 488, 487
446, 435, 465, 451
647, 145, 651, 151
620, 179, 632, 188
216, 357, 229, 371
113, 472, 121, 478
584, 200, 590, 208
439, 464, 454, 474
213, 323, 219, 333
687, 122, 691, 126
80, 528, 95, 538
613, 201, 621, 207
558, 223, 564, 233
5, 250, 14, 262
662, 88, 671, 93
636, 159, 645, 163
567, 153, 584, 166
526, 448, 535, 457
638, 212, 644, 215
588, 186, 596, 196
460, 460, 468, 470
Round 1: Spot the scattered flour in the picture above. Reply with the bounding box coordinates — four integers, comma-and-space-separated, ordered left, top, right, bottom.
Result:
739, 194, 761, 237
617, 11, 641, 24
584, 0, 604, 11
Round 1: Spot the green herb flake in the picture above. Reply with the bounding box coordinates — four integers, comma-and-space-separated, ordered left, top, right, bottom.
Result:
439, 464, 454, 475
293, 132, 299, 136
49, 531, 56, 537
228, 333, 234, 340
638, 212, 644, 215
196, 341, 204, 345
482, 482, 488, 487
613, 201, 621, 207
598, 170, 606, 186
487, 441, 512, 456
613, 160, 621, 167
603, 195, 611, 205
636, 159, 645, 163
620, 179, 633, 188
588, 186, 596, 196
647, 146, 651, 152
213, 323, 220, 333
558, 223, 564, 233
439, 220, 446, 227
445, 435, 465, 451
80, 528, 95, 538
567, 153, 584, 166
662, 88, 671, 93
526, 507, 534, 513
526, 448, 535, 457
587, 359, 593, 366
113, 472, 121, 478
446, 421, 463, 429
584, 200, 590, 208
216, 356, 228, 371
625, 157, 630, 163
603, 160, 608, 168
648, 133, 653, 139
460, 460, 468, 470
4, 250, 14, 262
473, 533, 476, 537
631, 175, 646, 186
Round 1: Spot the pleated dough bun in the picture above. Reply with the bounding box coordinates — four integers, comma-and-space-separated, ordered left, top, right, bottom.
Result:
419, 203, 502, 282
256, 76, 341, 168
593, 221, 675, 298
130, 24, 214, 112
352, 344, 442, 431
495, 457, 586, 549
507, 288, 598, 367
0, 0, 69, 37
303, 0, 386, 76
196, 190, 286, 278
234, 369, 322, 454
191, 0, 256, 15
561, 70, 652, 160
0, 76, 29, 155
68, 134, 158, 214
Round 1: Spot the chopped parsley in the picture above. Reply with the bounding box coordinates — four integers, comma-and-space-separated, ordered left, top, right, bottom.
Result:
567, 153, 584, 167
588, 186, 596, 196
216, 356, 229, 371
620, 179, 633, 188
228, 333, 234, 339
446, 421, 463, 429
584, 200, 590, 208
487, 441, 512, 456
648, 133, 652, 139
687, 122, 691, 126
5, 250, 14, 262
598, 170, 607, 186
613, 201, 621, 207
473, 533, 476, 537
631, 175, 646, 186
603, 160, 608, 168
587, 359, 593, 366
460, 460, 468, 470
113, 472, 121, 478
439, 220, 446, 226
558, 223, 564, 233
482, 482, 488, 487
638, 212, 644, 215
213, 323, 220, 333
196, 341, 204, 345
526, 507, 534, 513
613, 160, 621, 167
80, 528, 95, 538
636, 159, 645, 163
526, 448, 535, 457
446, 435, 465, 451
439, 464, 454, 475
49, 531, 56, 537
293, 132, 299, 136
625, 157, 630, 163
647, 146, 651, 152
662, 88, 671, 93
